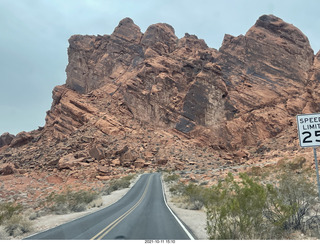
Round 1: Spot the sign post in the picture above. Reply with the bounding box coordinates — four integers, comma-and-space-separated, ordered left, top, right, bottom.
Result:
313, 147, 320, 199
297, 113, 320, 199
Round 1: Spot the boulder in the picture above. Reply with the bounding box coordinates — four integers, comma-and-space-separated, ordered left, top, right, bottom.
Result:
0, 163, 15, 175
111, 158, 121, 167
89, 145, 105, 160
10, 131, 33, 147
141, 23, 178, 54
58, 154, 83, 170
120, 150, 137, 167
134, 158, 147, 169
0, 133, 15, 148
96, 175, 112, 181
156, 159, 168, 165
97, 165, 111, 176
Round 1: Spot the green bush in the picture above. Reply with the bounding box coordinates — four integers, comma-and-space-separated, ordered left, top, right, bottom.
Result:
102, 174, 136, 195
164, 173, 180, 183
264, 172, 317, 234
277, 157, 306, 171
206, 172, 318, 239
169, 182, 185, 196
0, 202, 32, 237
206, 173, 268, 239
183, 183, 210, 210
45, 189, 99, 215
0, 202, 22, 225
169, 181, 210, 210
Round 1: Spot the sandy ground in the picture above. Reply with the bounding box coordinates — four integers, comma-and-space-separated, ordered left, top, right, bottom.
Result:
15, 174, 207, 240
163, 182, 207, 240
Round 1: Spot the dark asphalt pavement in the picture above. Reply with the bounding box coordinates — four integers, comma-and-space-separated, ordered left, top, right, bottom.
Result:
25, 173, 195, 240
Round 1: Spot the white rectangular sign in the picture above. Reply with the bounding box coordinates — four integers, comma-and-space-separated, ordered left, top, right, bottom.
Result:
297, 113, 320, 147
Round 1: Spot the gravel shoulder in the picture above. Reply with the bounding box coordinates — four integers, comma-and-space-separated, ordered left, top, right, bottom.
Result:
162, 179, 207, 240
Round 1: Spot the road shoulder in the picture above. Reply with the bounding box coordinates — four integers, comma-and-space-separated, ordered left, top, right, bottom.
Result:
162, 177, 208, 240
17, 175, 142, 240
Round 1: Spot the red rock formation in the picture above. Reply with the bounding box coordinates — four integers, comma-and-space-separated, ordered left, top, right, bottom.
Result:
0, 132, 15, 147
1, 14, 320, 185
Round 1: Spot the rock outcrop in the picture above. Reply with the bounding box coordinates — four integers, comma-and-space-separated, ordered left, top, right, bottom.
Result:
1, 14, 320, 186
0, 133, 15, 148
62, 15, 319, 150
214, 14, 316, 149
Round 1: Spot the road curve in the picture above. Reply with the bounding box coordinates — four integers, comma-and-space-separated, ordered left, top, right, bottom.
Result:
26, 173, 195, 240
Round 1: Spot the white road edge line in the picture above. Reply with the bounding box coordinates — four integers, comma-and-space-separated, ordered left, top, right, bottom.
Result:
160, 174, 195, 240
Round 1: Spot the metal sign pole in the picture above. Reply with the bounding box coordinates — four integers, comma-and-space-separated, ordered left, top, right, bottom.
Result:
297, 114, 320, 199
313, 147, 320, 199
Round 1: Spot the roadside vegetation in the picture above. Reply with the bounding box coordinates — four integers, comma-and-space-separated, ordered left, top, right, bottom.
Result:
102, 174, 136, 195
0, 202, 32, 238
0, 174, 137, 239
41, 174, 137, 215
43, 189, 101, 215
164, 156, 320, 239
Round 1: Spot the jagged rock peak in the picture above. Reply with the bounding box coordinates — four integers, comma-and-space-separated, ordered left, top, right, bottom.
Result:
247, 14, 312, 49
141, 22, 178, 53
178, 33, 209, 50
111, 17, 143, 43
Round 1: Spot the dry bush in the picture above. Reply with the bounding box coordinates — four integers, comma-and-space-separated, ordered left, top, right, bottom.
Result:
0, 202, 32, 238
44, 189, 99, 215
102, 174, 136, 195
206, 172, 319, 240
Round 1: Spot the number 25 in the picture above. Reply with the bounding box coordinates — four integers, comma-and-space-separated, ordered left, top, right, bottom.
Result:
302, 131, 320, 143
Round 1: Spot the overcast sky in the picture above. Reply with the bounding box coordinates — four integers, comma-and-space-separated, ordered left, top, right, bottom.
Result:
1, 0, 320, 135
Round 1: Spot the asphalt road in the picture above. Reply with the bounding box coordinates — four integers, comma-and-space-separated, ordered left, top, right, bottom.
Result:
25, 173, 195, 240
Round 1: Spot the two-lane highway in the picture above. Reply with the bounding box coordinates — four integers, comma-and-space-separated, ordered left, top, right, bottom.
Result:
26, 173, 195, 240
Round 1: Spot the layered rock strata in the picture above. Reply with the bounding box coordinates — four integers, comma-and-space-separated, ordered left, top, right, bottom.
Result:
1, 15, 320, 183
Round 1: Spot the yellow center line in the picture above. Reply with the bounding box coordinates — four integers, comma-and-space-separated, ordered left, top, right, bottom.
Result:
91, 174, 153, 240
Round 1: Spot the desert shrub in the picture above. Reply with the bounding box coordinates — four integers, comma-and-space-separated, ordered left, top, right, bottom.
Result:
264, 172, 317, 235
206, 172, 319, 240
87, 198, 103, 208
249, 166, 263, 176
169, 182, 185, 195
169, 181, 210, 210
164, 173, 180, 183
0, 202, 22, 225
102, 174, 136, 195
277, 157, 306, 171
183, 183, 210, 210
0, 202, 32, 237
206, 173, 268, 239
4, 214, 32, 237
291, 156, 306, 170
45, 189, 99, 214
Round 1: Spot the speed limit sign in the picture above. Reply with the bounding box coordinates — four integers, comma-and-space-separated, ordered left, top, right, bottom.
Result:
297, 113, 320, 199
297, 113, 320, 147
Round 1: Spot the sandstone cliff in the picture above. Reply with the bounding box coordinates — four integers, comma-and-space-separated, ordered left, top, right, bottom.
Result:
63, 14, 319, 150
1, 15, 320, 186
